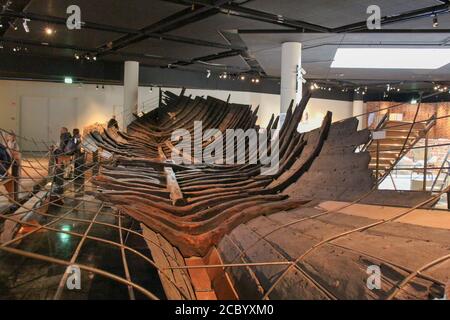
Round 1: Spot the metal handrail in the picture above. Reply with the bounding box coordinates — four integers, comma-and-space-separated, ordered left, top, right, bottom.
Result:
431, 150, 450, 192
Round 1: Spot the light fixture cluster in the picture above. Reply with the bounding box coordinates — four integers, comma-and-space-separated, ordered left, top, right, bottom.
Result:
354, 87, 368, 95
218, 72, 261, 84
309, 83, 332, 91
11, 46, 28, 52
8, 21, 57, 35
385, 84, 401, 92
74, 53, 97, 61
433, 84, 449, 92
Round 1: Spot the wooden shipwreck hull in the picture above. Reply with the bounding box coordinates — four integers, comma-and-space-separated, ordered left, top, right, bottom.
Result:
86, 91, 449, 300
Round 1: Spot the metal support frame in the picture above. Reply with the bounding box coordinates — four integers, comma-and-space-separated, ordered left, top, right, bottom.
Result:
423, 132, 429, 191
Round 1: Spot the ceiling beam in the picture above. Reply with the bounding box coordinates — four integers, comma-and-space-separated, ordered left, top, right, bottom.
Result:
0, 10, 245, 51
219, 3, 330, 32
97, 0, 232, 57
0, 36, 246, 72
162, 0, 330, 32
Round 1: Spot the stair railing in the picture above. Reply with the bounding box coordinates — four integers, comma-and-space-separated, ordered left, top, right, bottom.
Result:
431, 150, 450, 192
361, 112, 389, 153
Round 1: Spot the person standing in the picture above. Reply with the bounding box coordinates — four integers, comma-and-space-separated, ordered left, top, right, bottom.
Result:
71, 128, 85, 196
59, 127, 72, 152
107, 115, 119, 130
6, 133, 20, 197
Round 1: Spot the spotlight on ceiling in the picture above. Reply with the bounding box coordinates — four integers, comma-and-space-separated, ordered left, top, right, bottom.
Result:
240, 75, 246, 81
74, 53, 80, 60
9, 22, 18, 31
22, 18, 30, 33
92, 56, 97, 61
206, 69, 211, 79
45, 27, 55, 35
433, 15, 439, 28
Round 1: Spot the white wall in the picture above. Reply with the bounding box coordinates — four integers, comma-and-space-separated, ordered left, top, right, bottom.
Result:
299, 98, 354, 132
0, 80, 125, 140
0, 80, 354, 141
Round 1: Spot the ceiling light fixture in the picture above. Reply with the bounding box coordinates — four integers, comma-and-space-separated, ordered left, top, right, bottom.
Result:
9, 21, 18, 31
45, 27, 55, 35
331, 48, 450, 69
433, 15, 439, 28
206, 69, 211, 78
22, 18, 30, 33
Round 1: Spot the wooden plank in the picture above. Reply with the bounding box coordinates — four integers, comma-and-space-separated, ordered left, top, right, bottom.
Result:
141, 224, 182, 300
158, 145, 167, 161
0, 190, 49, 244
157, 233, 195, 300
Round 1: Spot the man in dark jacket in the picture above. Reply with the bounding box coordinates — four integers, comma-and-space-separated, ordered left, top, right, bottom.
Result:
59, 127, 72, 152
0, 142, 12, 179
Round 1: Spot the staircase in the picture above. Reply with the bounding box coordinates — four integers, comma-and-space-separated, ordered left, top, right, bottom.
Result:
367, 115, 436, 180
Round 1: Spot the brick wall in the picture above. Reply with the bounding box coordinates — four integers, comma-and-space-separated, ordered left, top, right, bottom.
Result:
406, 138, 450, 166
366, 101, 450, 139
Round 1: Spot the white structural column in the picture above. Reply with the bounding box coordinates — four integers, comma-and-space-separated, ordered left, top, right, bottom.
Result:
123, 61, 139, 130
280, 42, 302, 126
352, 95, 367, 130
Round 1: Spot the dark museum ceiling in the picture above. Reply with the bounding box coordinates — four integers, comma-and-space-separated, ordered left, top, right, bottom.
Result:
1, 0, 450, 92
